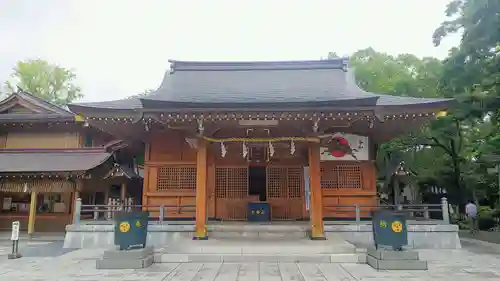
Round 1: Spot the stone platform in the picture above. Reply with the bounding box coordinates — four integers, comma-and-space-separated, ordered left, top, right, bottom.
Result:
96, 246, 154, 269
366, 247, 428, 270
64, 221, 461, 250
153, 234, 363, 263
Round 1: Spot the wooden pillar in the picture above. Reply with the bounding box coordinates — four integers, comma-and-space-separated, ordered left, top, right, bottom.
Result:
194, 139, 208, 240
120, 182, 127, 202
27, 190, 38, 238
309, 144, 325, 240
393, 176, 400, 205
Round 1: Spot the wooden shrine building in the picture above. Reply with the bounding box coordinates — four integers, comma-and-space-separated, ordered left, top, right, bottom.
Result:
0, 90, 140, 233
69, 59, 452, 239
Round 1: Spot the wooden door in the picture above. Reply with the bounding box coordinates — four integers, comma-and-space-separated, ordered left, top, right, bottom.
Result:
266, 166, 304, 220
214, 166, 249, 220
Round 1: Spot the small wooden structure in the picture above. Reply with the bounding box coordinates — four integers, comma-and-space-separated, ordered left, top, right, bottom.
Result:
70, 59, 452, 239
0, 91, 137, 233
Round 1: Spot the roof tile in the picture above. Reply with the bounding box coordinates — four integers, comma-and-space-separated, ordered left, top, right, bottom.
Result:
0, 151, 112, 173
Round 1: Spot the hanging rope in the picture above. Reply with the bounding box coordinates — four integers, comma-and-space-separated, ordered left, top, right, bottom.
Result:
202, 136, 320, 143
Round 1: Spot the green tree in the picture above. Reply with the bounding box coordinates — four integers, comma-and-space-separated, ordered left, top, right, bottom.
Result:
334, 48, 481, 207
432, 0, 500, 205
4, 59, 82, 105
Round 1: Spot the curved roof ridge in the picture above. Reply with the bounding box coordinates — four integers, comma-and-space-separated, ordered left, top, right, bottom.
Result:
0, 90, 75, 116
169, 59, 349, 72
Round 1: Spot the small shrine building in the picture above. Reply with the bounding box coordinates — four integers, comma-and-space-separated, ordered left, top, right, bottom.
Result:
69, 59, 452, 239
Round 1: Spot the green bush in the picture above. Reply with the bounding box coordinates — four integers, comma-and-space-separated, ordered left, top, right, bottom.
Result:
478, 216, 497, 230
458, 220, 470, 230
491, 208, 500, 218
477, 206, 498, 230
478, 206, 493, 216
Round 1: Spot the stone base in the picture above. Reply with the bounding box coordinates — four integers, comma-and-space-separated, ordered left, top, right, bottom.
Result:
153, 234, 363, 263
367, 247, 419, 260
103, 246, 154, 259
64, 222, 461, 249
155, 253, 364, 263
366, 248, 428, 270
96, 247, 155, 269
327, 223, 461, 249
192, 236, 208, 240
7, 252, 22, 259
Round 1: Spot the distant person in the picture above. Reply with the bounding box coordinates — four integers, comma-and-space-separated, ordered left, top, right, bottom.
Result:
465, 200, 478, 234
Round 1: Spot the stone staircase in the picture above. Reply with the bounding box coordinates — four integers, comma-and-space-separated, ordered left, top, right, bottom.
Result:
154, 227, 364, 263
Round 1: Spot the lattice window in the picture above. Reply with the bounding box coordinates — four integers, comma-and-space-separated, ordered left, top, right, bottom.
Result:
215, 167, 248, 199
321, 163, 362, 189
157, 166, 196, 191
267, 167, 303, 199
267, 167, 286, 199
287, 167, 303, 198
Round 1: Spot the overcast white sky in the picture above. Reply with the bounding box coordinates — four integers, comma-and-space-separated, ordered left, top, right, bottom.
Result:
0, 0, 460, 102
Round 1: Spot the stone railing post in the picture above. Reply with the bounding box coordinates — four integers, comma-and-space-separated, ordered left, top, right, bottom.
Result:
159, 205, 165, 224
93, 206, 99, 220
423, 206, 430, 220
73, 198, 82, 225
106, 198, 112, 220
113, 198, 119, 218
355, 204, 361, 223
127, 197, 133, 212
441, 197, 450, 224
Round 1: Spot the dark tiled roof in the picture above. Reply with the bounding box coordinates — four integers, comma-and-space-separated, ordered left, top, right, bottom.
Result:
104, 163, 139, 179
0, 150, 112, 173
343, 70, 453, 107
0, 114, 76, 122
69, 59, 453, 111
16, 90, 75, 116
70, 97, 143, 110
0, 90, 77, 122
141, 59, 379, 108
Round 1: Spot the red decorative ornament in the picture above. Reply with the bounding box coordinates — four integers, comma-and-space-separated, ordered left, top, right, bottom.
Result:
329, 136, 350, 158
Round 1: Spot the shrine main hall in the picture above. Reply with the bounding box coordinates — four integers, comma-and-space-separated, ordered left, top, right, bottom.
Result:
69, 59, 451, 240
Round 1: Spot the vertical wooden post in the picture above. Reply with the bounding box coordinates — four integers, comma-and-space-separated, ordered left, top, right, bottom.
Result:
120, 182, 127, 202
309, 144, 325, 240
27, 191, 37, 239
194, 139, 208, 240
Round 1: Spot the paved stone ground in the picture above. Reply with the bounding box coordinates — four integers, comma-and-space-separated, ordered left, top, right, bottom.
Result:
0, 239, 499, 280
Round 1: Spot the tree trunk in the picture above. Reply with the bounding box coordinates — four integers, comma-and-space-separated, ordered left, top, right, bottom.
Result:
450, 140, 464, 213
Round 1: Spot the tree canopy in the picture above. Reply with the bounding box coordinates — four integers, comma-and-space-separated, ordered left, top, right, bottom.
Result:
326, 0, 500, 209
4, 59, 83, 105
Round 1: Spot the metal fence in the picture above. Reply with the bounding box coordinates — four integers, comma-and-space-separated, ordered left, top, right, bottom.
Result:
72, 197, 451, 225
324, 202, 447, 222
73, 200, 196, 225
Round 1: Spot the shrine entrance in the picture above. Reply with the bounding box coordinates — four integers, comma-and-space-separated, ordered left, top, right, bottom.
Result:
248, 165, 267, 201
214, 165, 306, 221
266, 166, 305, 220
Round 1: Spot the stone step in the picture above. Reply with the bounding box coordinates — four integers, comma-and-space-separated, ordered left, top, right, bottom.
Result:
367, 247, 419, 260
154, 253, 364, 263
96, 255, 154, 269
161, 236, 356, 255
209, 231, 309, 239
208, 223, 309, 233
367, 255, 428, 270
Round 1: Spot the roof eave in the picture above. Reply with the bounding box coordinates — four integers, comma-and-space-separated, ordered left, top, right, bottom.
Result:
378, 98, 455, 114
0, 115, 79, 123
139, 97, 380, 112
